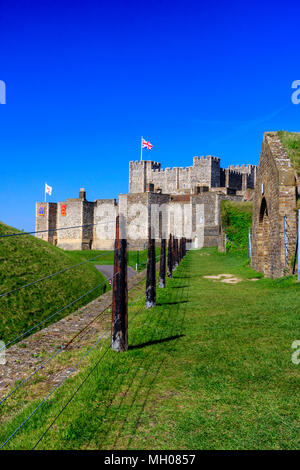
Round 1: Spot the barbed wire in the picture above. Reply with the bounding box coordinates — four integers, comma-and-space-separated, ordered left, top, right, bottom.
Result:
0, 251, 113, 300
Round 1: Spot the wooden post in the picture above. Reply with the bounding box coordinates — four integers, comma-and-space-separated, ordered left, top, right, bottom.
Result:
111, 216, 128, 352
178, 238, 182, 263
159, 239, 166, 288
224, 233, 227, 254
167, 233, 173, 277
173, 236, 177, 269
179, 237, 183, 262
146, 227, 156, 308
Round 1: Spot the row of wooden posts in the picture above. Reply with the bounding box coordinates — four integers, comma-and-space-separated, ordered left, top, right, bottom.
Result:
111, 216, 187, 352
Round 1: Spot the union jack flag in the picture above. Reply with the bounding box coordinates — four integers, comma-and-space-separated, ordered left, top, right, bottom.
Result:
142, 138, 153, 150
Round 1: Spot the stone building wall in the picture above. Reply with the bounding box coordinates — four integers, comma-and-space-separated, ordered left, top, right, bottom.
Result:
35, 202, 57, 244
227, 170, 243, 190
251, 132, 297, 278
82, 202, 95, 249
92, 199, 117, 250
129, 156, 256, 195
56, 199, 85, 250
36, 152, 257, 251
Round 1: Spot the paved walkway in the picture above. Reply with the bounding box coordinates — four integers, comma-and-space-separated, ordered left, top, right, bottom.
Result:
95, 265, 137, 280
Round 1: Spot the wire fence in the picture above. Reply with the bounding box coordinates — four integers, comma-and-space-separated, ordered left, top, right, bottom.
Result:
0, 277, 110, 352
0, 278, 154, 449
0, 251, 113, 299
0, 326, 111, 449
0, 220, 117, 238
0, 271, 120, 407
0, 222, 188, 449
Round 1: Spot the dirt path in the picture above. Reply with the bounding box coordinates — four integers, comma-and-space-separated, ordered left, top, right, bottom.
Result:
0, 266, 150, 398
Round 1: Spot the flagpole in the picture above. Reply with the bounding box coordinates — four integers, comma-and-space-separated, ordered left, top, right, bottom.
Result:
141, 136, 143, 162
45, 182, 46, 203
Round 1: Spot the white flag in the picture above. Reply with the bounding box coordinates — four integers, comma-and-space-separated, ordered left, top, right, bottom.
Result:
45, 183, 52, 196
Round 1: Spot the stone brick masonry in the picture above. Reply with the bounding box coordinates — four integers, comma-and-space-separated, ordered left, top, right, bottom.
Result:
251, 132, 298, 278
36, 156, 257, 250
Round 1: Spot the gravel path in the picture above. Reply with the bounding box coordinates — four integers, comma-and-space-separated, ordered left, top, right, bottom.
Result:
0, 266, 148, 398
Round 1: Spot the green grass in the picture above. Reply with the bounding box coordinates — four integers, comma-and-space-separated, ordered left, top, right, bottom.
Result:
0, 220, 159, 346
278, 130, 300, 176
1, 248, 300, 449
220, 200, 252, 249
68, 247, 160, 272
0, 221, 110, 345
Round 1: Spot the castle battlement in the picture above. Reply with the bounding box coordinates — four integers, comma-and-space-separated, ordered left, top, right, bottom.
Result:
227, 164, 255, 173
36, 154, 257, 253
129, 156, 257, 194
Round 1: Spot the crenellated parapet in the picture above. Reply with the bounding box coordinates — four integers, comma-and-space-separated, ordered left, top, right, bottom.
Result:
129, 154, 256, 194
129, 156, 226, 194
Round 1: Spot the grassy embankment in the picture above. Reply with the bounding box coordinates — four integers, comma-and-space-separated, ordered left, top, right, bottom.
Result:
0, 221, 151, 345
220, 200, 253, 250
1, 248, 300, 450
278, 130, 300, 176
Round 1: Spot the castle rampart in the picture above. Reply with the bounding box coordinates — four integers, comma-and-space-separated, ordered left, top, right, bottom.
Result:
129, 156, 255, 195
36, 154, 257, 251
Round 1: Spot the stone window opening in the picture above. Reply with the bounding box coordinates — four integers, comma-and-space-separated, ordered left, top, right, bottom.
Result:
259, 196, 268, 222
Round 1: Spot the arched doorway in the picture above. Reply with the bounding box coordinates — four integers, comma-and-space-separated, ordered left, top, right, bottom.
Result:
257, 197, 270, 275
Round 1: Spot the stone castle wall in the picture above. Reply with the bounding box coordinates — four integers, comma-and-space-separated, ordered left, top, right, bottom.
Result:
129, 157, 256, 194
36, 155, 257, 251
251, 132, 297, 278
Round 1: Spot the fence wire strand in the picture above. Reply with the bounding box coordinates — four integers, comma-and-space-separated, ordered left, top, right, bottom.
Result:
0, 251, 113, 300
0, 220, 117, 238
0, 276, 111, 352
0, 326, 111, 450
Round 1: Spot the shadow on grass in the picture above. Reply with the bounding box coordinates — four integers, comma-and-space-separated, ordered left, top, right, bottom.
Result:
128, 334, 185, 351
170, 285, 189, 289
84, 261, 191, 450
156, 300, 188, 306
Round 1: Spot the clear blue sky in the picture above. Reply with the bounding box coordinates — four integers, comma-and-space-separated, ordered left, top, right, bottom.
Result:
0, 0, 299, 231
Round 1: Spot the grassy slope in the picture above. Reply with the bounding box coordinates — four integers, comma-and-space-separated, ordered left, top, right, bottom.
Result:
278, 130, 300, 175
68, 247, 160, 272
0, 221, 108, 344
220, 200, 252, 249
2, 248, 300, 450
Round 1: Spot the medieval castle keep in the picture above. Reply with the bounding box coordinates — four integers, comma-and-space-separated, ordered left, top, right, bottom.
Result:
35, 156, 257, 250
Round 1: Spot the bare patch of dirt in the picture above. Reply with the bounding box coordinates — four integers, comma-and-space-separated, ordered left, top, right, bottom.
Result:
203, 274, 242, 284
